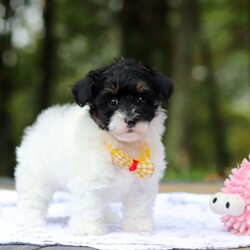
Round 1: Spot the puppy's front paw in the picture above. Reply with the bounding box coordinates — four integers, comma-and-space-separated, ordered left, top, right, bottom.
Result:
69, 219, 106, 236
17, 208, 46, 227
123, 217, 154, 232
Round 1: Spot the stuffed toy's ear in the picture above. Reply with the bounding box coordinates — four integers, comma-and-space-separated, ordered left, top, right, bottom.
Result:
71, 70, 102, 107
154, 70, 174, 101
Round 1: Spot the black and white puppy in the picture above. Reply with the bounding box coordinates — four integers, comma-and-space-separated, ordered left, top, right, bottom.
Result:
15, 59, 173, 235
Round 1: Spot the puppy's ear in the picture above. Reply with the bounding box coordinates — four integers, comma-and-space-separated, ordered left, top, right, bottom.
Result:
154, 70, 174, 101
71, 70, 102, 107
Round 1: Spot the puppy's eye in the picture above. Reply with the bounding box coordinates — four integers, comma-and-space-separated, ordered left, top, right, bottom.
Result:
136, 97, 145, 104
108, 98, 118, 107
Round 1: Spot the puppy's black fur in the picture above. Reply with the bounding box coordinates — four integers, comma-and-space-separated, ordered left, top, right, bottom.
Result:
72, 59, 173, 130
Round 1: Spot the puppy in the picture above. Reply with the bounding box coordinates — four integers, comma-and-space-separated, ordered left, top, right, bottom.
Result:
15, 59, 173, 235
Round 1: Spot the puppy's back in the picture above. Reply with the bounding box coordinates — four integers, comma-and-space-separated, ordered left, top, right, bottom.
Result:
15, 105, 80, 179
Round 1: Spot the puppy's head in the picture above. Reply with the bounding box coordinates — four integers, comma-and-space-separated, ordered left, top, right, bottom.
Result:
72, 59, 173, 142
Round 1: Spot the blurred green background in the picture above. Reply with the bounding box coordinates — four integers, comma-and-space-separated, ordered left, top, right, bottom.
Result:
0, 0, 249, 180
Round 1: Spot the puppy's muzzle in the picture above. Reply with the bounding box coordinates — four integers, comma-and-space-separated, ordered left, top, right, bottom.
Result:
125, 117, 137, 128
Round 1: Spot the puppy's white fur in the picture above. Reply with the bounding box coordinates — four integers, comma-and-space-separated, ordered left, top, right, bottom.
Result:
15, 104, 167, 235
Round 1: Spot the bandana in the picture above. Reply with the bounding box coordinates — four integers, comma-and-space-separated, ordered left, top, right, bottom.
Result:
105, 142, 155, 179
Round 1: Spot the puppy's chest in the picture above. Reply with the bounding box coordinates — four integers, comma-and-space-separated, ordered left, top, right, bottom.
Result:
103, 141, 152, 201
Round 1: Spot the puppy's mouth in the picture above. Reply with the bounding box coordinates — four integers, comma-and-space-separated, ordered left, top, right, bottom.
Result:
112, 126, 147, 142
127, 128, 135, 133
108, 111, 150, 142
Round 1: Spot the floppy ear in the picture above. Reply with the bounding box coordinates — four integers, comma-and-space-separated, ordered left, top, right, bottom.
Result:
71, 70, 102, 107
154, 70, 174, 101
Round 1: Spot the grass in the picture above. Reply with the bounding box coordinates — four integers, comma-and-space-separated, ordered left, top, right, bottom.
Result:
163, 165, 218, 182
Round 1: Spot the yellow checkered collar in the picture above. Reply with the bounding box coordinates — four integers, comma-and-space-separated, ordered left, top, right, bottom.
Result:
105, 142, 155, 179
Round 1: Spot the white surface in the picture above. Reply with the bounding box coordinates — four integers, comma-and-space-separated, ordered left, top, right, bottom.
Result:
0, 190, 249, 250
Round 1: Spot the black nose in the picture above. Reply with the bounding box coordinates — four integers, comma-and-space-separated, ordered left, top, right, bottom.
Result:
125, 117, 136, 128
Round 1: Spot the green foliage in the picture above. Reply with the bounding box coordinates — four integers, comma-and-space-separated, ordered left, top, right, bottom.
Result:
0, 0, 249, 179
164, 164, 217, 181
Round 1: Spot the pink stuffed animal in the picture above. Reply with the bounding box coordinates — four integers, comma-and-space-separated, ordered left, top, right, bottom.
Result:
209, 156, 250, 235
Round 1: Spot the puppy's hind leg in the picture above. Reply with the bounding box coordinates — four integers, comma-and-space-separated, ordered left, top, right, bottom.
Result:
15, 164, 53, 227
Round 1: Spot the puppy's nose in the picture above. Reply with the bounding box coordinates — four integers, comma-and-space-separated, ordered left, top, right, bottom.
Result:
125, 117, 136, 128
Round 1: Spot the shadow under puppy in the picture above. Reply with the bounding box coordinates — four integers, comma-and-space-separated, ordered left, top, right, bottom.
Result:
15, 59, 173, 235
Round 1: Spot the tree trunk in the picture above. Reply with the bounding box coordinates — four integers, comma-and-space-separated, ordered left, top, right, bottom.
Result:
165, 0, 197, 169
0, 0, 15, 176
120, 0, 171, 72
38, 0, 55, 112
198, 33, 230, 177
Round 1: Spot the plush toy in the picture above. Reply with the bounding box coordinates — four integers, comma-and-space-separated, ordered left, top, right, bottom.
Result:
209, 156, 250, 235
